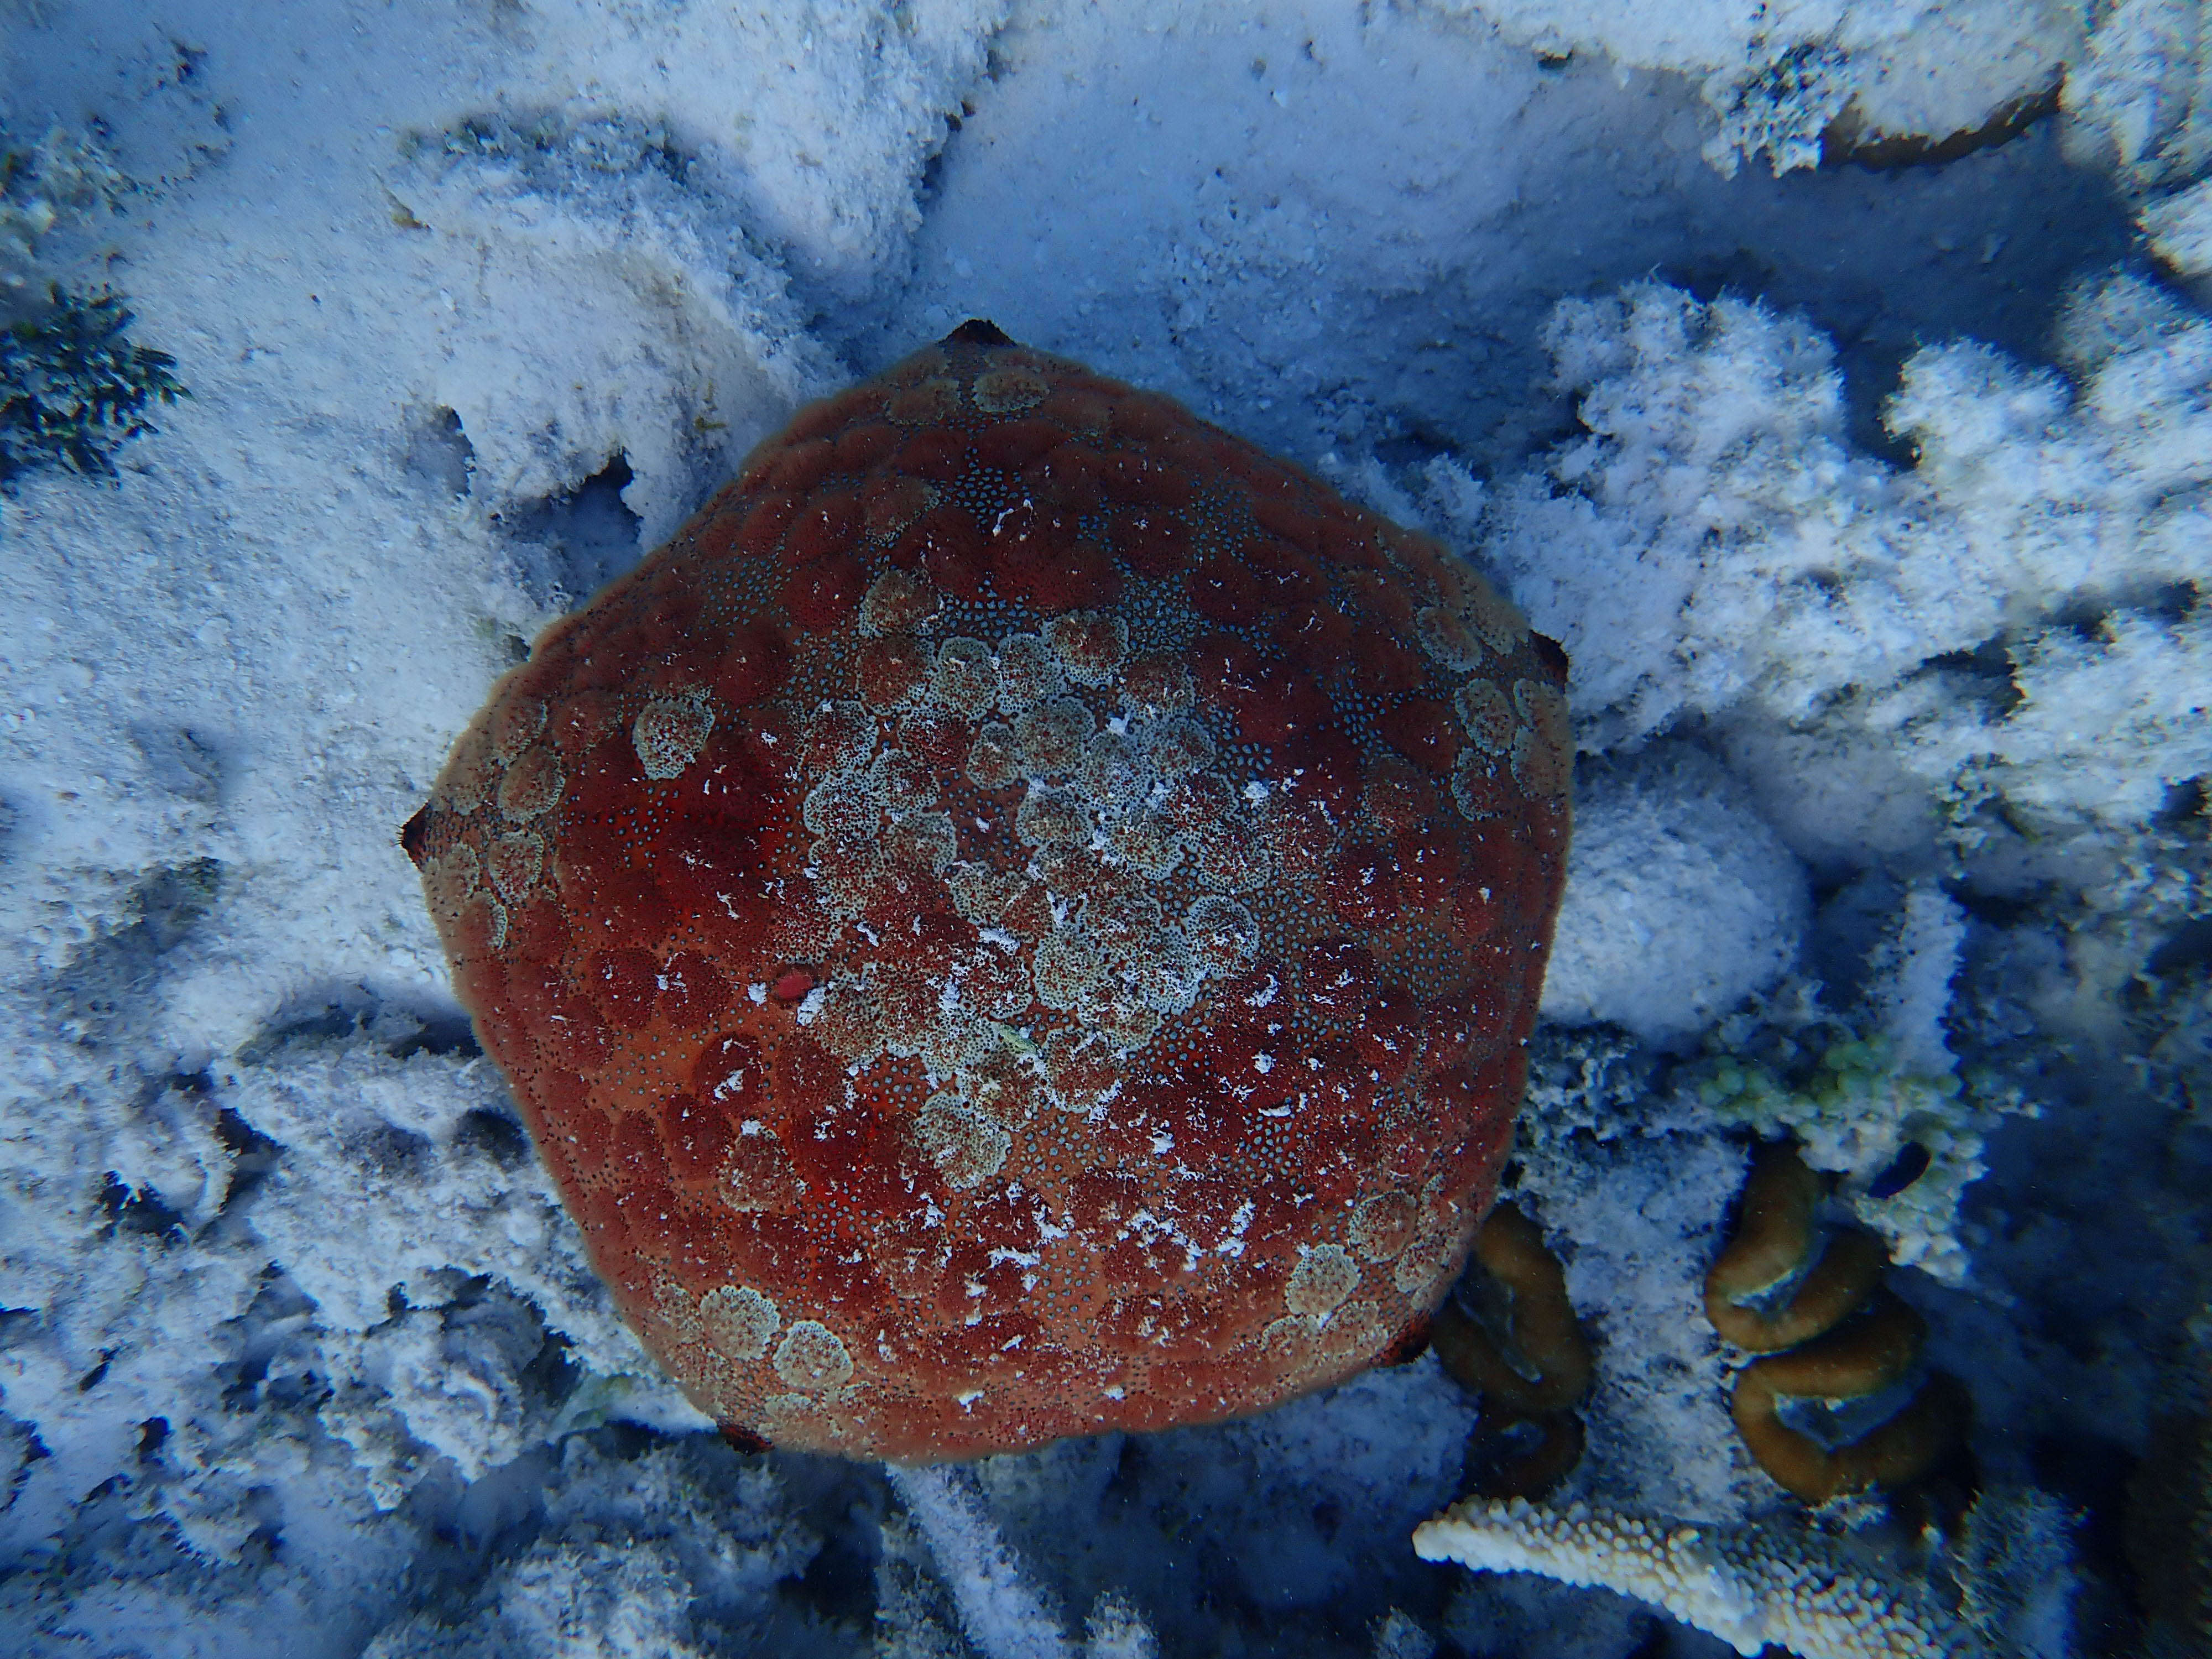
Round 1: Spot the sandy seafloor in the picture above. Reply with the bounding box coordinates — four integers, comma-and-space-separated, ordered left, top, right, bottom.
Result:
2, 1, 2210, 1655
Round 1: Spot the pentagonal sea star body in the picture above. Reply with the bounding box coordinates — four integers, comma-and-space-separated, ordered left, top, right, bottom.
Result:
405, 321, 1573, 1461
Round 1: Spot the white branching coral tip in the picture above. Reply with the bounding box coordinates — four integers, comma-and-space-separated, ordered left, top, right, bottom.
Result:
886, 1463, 1077, 1659
1412, 1497, 1987, 1659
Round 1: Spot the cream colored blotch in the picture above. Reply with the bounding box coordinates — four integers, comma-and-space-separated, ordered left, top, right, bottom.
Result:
1287, 1245, 1361, 1317
633, 692, 715, 779
773, 1321, 855, 1392
699, 1285, 780, 1361
913, 1092, 1011, 1190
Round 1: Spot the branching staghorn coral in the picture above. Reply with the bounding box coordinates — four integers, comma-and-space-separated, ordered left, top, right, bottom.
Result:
1469, 273, 2212, 841
1413, 1496, 1988, 1659
2064, 0, 2212, 278
885, 1463, 1077, 1659
1431, 1202, 1593, 1498
1705, 1142, 1967, 1504
1950, 1485, 2084, 1659
884, 1463, 1161, 1659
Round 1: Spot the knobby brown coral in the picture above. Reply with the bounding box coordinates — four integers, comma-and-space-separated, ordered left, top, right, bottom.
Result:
405, 322, 1574, 1461
1705, 1141, 1967, 1502
1432, 1201, 1593, 1497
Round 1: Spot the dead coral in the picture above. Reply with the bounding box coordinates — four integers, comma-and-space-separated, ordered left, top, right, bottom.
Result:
1705, 1141, 1968, 1504
1414, 1495, 1988, 1659
2125, 1305, 2212, 1656
1432, 1202, 1593, 1498
1, 123, 128, 309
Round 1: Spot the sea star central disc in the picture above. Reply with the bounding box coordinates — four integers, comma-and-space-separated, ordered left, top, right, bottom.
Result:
405, 322, 1573, 1461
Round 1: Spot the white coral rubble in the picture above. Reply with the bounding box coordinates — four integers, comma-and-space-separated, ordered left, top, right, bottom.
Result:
1471, 274, 2212, 839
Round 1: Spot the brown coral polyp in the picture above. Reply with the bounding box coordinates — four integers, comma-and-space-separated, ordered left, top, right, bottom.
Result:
1432, 1201, 1593, 1498
406, 322, 1573, 1462
1705, 1141, 1968, 1503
